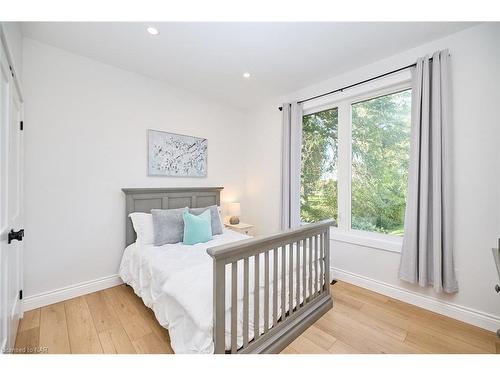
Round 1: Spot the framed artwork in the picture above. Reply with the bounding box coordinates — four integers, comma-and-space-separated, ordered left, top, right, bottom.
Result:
148, 129, 207, 177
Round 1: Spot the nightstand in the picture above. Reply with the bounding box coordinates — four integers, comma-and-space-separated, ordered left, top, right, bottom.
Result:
224, 222, 255, 236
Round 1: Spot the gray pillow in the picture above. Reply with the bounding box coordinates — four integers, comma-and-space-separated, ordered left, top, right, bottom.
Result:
189, 205, 223, 235
151, 207, 188, 245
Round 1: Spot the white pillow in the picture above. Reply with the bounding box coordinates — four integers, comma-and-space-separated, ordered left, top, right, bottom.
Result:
129, 212, 154, 246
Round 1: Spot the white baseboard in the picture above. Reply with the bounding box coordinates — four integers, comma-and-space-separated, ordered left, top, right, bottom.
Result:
331, 267, 500, 333
22, 274, 123, 312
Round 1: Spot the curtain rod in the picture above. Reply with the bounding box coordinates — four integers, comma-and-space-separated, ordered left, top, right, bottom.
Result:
278, 58, 432, 111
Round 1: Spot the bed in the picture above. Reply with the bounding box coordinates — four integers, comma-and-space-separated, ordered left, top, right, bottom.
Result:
120, 187, 333, 354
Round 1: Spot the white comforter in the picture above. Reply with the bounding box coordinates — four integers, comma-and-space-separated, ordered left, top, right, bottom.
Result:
119, 229, 320, 353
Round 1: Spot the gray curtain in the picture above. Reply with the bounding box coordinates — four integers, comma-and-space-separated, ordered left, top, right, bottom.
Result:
398, 49, 458, 293
280, 102, 303, 230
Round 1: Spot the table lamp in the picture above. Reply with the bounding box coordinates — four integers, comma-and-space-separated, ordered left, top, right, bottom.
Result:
228, 202, 241, 225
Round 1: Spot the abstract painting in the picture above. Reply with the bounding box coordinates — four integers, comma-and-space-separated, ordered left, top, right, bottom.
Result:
148, 129, 207, 177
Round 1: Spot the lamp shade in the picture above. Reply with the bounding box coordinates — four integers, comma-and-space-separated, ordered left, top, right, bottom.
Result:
228, 202, 241, 216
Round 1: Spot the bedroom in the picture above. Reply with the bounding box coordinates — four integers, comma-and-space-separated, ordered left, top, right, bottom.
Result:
0, 0, 499, 372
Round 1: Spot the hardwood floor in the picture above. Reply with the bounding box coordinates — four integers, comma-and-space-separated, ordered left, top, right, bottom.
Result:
14, 281, 499, 354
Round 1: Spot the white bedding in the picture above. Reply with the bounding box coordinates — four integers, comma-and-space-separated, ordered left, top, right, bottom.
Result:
119, 229, 321, 353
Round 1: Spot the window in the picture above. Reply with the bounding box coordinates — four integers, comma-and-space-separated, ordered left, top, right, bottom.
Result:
299, 83, 411, 244
300, 108, 338, 225
351, 90, 411, 236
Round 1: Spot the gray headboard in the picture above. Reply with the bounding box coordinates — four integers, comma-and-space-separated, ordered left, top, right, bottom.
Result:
122, 187, 223, 246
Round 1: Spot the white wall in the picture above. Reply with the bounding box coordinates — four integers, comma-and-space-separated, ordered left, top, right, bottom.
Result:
241, 105, 282, 236
22, 38, 248, 299
244, 23, 500, 328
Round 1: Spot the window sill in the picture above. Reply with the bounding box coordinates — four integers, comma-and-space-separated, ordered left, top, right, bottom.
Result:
329, 228, 402, 253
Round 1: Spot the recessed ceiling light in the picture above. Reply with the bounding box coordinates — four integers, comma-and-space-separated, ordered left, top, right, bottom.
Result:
147, 27, 159, 36
243, 72, 251, 78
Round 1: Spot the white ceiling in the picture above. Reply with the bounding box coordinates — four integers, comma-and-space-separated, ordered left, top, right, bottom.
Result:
22, 22, 477, 110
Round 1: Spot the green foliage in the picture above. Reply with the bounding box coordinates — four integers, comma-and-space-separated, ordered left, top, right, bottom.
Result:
351, 90, 411, 235
300, 90, 411, 236
300, 108, 338, 224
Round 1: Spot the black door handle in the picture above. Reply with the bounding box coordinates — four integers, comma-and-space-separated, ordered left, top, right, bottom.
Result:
8, 229, 24, 244
495, 284, 500, 293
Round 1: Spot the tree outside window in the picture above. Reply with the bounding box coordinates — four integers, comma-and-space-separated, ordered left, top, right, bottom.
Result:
300, 108, 338, 225
300, 88, 411, 237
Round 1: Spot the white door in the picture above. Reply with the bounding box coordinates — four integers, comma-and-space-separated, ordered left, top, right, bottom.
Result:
0, 40, 23, 354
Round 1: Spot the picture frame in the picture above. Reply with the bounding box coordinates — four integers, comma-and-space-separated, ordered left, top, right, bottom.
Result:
147, 129, 207, 177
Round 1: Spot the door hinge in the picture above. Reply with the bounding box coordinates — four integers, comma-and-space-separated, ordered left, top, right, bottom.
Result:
9, 65, 14, 78
19, 290, 23, 300
20, 121, 23, 131
8, 228, 24, 244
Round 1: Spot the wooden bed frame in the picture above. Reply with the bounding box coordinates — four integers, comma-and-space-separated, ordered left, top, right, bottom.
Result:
122, 187, 333, 354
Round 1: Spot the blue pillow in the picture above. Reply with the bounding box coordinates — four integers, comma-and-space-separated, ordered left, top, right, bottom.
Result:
183, 209, 213, 245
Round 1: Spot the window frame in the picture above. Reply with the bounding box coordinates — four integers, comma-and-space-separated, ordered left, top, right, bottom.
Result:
301, 75, 412, 253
